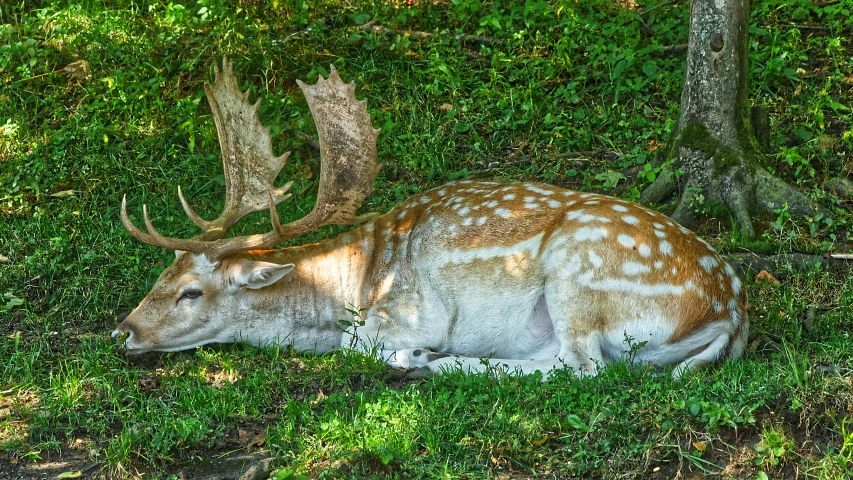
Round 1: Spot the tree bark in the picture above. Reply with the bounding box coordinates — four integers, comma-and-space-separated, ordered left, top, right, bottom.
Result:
640, 0, 819, 238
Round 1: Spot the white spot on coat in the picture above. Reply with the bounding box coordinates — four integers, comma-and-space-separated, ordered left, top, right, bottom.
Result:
699, 255, 719, 272
526, 184, 554, 195
618, 234, 636, 248
573, 227, 608, 241
588, 250, 603, 268
712, 299, 723, 313
586, 278, 685, 296
621, 215, 639, 226
622, 261, 650, 275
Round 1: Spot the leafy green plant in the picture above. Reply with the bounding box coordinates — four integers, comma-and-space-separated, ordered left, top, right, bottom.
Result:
754, 426, 795, 468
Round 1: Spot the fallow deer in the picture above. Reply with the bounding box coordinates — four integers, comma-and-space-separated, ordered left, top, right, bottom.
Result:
112, 58, 747, 379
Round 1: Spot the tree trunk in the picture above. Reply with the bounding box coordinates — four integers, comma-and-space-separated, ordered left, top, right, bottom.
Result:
640, 0, 818, 239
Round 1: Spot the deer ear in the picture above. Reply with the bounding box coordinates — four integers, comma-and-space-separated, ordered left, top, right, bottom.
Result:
232, 261, 294, 290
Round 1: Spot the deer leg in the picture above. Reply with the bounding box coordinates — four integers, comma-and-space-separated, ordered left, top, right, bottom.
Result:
347, 304, 453, 369
405, 356, 574, 380
402, 334, 605, 380
671, 331, 732, 380
386, 348, 457, 369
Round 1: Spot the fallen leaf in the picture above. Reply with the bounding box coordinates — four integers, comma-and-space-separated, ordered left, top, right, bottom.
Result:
238, 429, 266, 447
530, 434, 549, 446
56, 471, 83, 479
754, 270, 780, 283
0, 254, 10, 263
49, 190, 76, 198
692, 441, 707, 452
648, 139, 662, 152
138, 373, 160, 392
62, 60, 92, 81
843, 74, 853, 85
439, 103, 453, 112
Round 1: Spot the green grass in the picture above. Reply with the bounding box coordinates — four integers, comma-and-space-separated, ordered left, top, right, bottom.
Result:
2, 0, 853, 478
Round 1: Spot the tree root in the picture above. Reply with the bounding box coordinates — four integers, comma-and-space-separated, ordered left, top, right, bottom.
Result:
753, 168, 825, 217
639, 163, 823, 239
639, 168, 676, 205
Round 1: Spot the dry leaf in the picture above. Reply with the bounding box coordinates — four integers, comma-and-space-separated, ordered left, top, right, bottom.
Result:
648, 139, 662, 152
439, 103, 453, 112
754, 270, 780, 284
0, 254, 10, 263
62, 60, 92, 81
843, 74, 853, 85
56, 471, 83, 479
238, 429, 266, 447
530, 434, 549, 446
692, 441, 707, 452
138, 373, 160, 392
49, 190, 76, 198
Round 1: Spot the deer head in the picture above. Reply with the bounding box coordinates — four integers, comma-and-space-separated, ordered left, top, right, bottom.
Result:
113, 57, 380, 353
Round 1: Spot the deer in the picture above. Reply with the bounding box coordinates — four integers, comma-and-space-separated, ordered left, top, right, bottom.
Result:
112, 57, 748, 380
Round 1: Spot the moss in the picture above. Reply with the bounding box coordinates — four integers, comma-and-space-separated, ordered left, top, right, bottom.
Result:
674, 121, 761, 184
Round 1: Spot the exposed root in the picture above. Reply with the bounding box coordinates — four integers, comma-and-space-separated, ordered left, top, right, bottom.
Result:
669, 179, 700, 230
723, 171, 756, 240
753, 168, 824, 218
640, 164, 822, 239
639, 167, 677, 206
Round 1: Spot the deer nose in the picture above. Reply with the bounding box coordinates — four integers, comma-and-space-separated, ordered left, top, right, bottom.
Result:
110, 328, 133, 348
111, 311, 131, 346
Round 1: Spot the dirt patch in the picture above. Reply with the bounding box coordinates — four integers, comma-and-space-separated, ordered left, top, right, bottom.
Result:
0, 448, 277, 480
0, 445, 97, 480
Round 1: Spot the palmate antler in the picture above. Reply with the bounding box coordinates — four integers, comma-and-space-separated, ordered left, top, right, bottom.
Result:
121, 57, 381, 260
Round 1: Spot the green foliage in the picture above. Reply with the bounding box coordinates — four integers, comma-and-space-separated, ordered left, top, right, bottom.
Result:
1, 0, 853, 478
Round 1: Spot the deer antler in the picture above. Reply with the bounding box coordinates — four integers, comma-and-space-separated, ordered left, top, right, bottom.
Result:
122, 58, 381, 260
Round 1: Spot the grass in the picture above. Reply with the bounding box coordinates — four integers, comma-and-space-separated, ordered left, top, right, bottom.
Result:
2, 0, 853, 478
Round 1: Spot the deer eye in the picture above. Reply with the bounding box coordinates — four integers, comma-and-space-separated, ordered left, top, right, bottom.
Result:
178, 289, 203, 302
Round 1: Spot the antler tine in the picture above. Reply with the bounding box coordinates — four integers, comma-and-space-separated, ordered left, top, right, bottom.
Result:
177, 186, 209, 232
121, 195, 210, 252
121, 194, 154, 245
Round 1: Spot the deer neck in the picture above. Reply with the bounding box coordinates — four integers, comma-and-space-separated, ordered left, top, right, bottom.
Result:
231, 226, 374, 352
